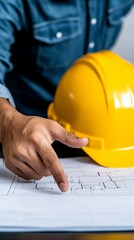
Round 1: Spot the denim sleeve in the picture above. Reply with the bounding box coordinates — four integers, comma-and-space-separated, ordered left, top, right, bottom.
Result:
0, 0, 24, 107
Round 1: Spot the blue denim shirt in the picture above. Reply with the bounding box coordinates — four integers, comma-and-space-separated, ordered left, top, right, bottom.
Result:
0, 0, 134, 117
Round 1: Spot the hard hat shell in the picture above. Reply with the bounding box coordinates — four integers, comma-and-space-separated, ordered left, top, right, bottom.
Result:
48, 50, 134, 167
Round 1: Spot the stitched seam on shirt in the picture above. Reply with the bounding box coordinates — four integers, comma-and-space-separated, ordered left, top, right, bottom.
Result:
33, 17, 80, 29
34, 29, 82, 44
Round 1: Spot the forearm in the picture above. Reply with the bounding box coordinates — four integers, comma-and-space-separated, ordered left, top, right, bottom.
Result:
0, 0, 24, 136
0, 98, 16, 143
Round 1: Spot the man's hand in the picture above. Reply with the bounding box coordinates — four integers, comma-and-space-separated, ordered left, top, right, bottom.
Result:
0, 99, 88, 192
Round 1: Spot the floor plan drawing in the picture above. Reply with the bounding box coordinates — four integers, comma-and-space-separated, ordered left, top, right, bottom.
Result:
1, 157, 134, 232
1, 157, 134, 196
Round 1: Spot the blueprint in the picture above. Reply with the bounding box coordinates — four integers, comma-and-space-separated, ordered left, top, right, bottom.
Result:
1, 157, 134, 232
1, 157, 134, 196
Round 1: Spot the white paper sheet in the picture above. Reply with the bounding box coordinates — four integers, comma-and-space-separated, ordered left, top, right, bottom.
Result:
1, 156, 134, 232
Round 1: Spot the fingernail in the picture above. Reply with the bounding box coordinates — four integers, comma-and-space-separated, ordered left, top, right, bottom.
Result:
81, 138, 89, 145
71, 133, 89, 145
59, 182, 68, 192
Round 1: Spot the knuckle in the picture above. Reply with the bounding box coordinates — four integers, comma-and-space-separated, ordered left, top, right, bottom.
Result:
49, 120, 61, 132
65, 131, 76, 144
21, 175, 31, 180
47, 119, 57, 127
49, 121, 60, 137
45, 161, 52, 170
34, 175, 43, 181
44, 172, 51, 177
45, 155, 55, 169
25, 174, 41, 181
21, 173, 33, 180
52, 120, 59, 128
65, 131, 71, 144
28, 132, 41, 146
43, 169, 51, 177
15, 145, 25, 157
23, 173, 42, 181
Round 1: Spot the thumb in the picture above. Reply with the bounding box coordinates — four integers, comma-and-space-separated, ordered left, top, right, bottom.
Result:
61, 131, 89, 148
51, 123, 89, 148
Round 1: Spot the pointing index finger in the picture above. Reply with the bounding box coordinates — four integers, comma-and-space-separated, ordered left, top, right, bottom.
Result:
37, 143, 68, 192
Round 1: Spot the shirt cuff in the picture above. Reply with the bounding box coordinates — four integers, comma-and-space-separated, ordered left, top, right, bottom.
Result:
0, 83, 15, 108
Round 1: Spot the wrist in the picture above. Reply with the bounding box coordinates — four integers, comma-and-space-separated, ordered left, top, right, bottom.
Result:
0, 98, 17, 142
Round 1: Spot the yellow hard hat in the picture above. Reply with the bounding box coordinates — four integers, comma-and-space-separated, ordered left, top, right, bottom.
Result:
48, 50, 134, 167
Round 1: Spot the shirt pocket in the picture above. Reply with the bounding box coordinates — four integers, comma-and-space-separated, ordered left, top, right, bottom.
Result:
33, 17, 81, 69
107, 0, 134, 26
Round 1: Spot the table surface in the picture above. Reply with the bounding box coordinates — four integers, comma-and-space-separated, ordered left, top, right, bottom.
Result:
1, 232, 134, 240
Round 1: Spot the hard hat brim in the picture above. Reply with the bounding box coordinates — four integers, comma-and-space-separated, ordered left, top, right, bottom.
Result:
83, 146, 134, 168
